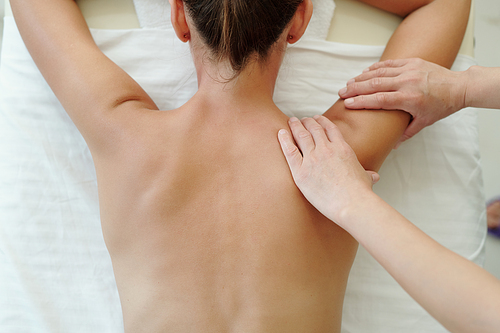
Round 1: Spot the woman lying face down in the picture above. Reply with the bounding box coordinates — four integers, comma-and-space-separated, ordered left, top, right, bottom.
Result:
10, 0, 470, 331
12, 0, 360, 331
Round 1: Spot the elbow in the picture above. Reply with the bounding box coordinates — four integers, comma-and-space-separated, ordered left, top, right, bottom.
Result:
398, 0, 433, 17
393, 0, 470, 18
359, 0, 470, 18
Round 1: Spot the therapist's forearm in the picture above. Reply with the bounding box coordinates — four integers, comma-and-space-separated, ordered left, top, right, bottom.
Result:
464, 66, 500, 110
341, 193, 500, 333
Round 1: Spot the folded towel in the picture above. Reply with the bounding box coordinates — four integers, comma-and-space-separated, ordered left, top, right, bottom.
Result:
304, 0, 336, 40
132, 0, 335, 40
132, 0, 171, 29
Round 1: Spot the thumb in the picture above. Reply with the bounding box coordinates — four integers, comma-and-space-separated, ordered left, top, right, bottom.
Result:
278, 129, 303, 173
366, 171, 380, 185
401, 119, 426, 143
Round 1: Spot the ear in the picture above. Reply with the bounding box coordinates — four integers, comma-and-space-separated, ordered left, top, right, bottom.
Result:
287, 0, 313, 44
170, 0, 190, 42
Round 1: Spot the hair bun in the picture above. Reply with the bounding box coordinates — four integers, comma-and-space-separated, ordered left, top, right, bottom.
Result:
183, 0, 302, 79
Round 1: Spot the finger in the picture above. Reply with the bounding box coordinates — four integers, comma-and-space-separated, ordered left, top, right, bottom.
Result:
340, 77, 399, 99
340, 60, 411, 95
288, 117, 315, 156
393, 118, 425, 149
313, 115, 345, 143
299, 117, 330, 147
366, 171, 380, 185
348, 67, 405, 87
393, 139, 403, 150
344, 92, 402, 110
278, 129, 304, 172
401, 118, 426, 142
364, 58, 410, 72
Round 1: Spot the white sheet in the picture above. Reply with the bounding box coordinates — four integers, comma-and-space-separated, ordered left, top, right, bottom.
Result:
0, 13, 486, 333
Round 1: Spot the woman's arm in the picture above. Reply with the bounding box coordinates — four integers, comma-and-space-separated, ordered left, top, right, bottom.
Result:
323, 0, 471, 171
278, 116, 500, 333
10, 0, 158, 153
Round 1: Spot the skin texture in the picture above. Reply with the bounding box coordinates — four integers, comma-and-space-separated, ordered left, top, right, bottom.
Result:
339, 59, 500, 144
10, 0, 469, 331
279, 116, 500, 333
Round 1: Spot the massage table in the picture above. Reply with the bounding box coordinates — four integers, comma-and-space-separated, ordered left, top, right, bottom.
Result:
0, 0, 484, 332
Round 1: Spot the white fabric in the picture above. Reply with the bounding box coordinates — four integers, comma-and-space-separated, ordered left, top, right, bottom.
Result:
132, 0, 335, 40
132, 0, 170, 29
0, 10, 486, 333
304, 0, 336, 40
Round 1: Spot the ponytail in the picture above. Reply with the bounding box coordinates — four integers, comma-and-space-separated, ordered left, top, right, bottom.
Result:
182, 0, 303, 78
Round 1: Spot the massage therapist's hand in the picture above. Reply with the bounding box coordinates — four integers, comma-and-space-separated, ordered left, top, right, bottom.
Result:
278, 116, 379, 225
338, 58, 467, 145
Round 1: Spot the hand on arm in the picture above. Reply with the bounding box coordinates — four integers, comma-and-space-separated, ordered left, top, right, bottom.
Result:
338, 60, 500, 143
323, 0, 470, 168
11, 0, 158, 153
339, 58, 468, 142
279, 117, 500, 333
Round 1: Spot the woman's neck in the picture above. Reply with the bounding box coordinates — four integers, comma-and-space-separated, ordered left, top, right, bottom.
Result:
190, 52, 283, 116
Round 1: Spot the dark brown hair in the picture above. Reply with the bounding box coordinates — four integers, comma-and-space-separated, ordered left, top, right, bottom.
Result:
182, 0, 303, 76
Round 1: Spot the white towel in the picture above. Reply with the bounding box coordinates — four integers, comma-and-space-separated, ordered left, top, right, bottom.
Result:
132, 0, 171, 29
131, 0, 335, 40
0, 14, 486, 333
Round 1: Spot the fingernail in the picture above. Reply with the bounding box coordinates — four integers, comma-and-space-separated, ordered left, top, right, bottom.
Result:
344, 98, 354, 106
362, 67, 370, 73
394, 141, 402, 150
347, 79, 355, 85
339, 87, 347, 96
313, 115, 321, 119
278, 129, 287, 135
289, 117, 299, 123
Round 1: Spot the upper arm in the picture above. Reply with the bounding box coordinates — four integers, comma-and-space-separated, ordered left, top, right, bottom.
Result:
357, 0, 433, 17
323, 0, 471, 171
379, 0, 471, 68
11, 0, 158, 153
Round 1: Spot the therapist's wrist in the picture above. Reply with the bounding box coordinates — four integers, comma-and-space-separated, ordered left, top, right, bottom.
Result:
446, 68, 468, 114
334, 189, 380, 235
461, 66, 481, 109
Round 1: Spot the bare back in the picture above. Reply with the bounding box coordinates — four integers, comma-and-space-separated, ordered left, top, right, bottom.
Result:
10, 0, 472, 330
95, 103, 358, 332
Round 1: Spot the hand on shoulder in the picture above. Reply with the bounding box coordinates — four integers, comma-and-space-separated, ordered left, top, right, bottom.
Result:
278, 116, 379, 225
